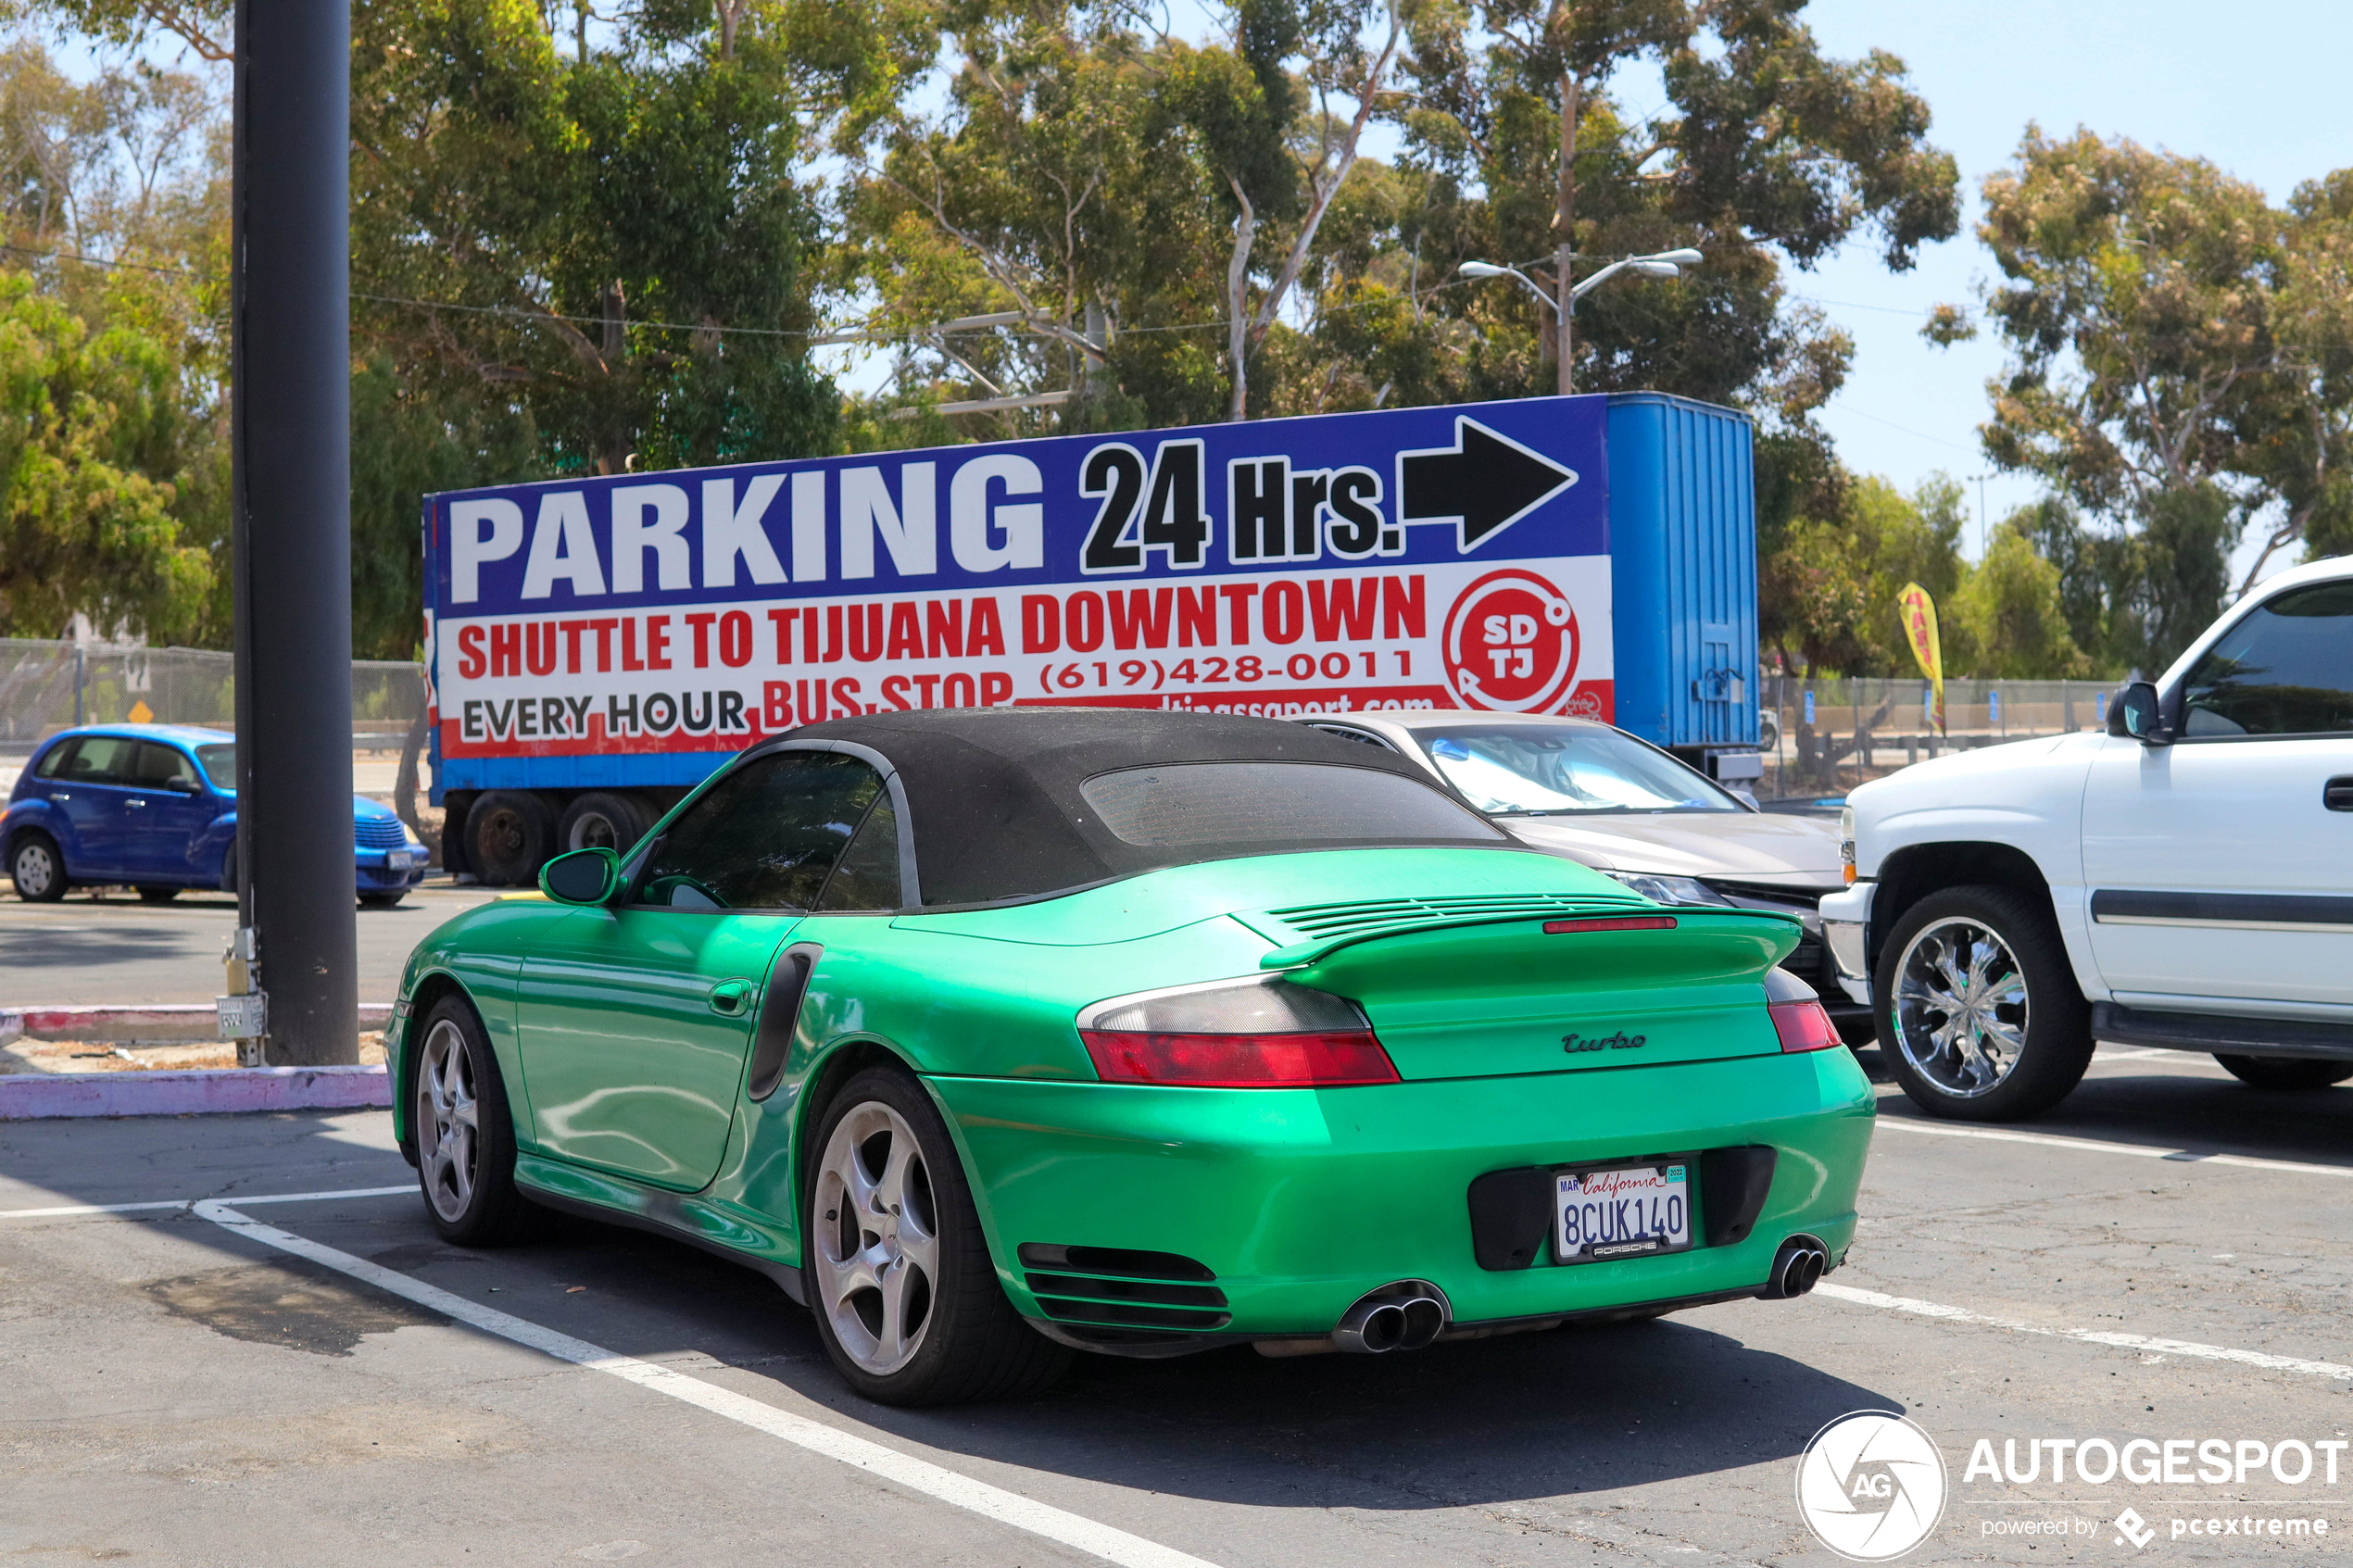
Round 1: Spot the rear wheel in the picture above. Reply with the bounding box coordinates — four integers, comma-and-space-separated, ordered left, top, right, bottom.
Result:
412, 998, 543, 1246
558, 791, 653, 855
136, 885, 181, 904
1876, 884, 2093, 1122
468, 791, 555, 886
802, 1067, 1071, 1407
2213, 1054, 2353, 1091
10, 833, 65, 902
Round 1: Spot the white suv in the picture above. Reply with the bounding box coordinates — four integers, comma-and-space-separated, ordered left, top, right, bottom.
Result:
1818, 556, 2353, 1120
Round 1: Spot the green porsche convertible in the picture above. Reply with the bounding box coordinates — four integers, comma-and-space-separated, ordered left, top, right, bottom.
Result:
391, 709, 1873, 1405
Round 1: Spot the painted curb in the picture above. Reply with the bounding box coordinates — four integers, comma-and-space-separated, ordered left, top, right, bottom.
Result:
0, 1003, 394, 1047
0, 1065, 392, 1121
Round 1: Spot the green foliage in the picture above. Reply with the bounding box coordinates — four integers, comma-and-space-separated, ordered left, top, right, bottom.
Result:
1764, 471, 1976, 678
0, 273, 208, 640
1950, 522, 2086, 680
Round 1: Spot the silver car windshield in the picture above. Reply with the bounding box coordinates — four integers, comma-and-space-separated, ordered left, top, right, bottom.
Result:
1415, 725, 1741, 815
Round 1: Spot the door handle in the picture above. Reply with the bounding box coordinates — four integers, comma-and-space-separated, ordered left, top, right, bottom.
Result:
51, 792, 69, 801
707, 979, 753, 1016
126, 798, 149, 809
2327, 777, 2353, 812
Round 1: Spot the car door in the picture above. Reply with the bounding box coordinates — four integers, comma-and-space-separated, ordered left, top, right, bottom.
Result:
34, 734, 140, 878
514, 748, 896, 1190
123, 741, 219, 882
2081, 578, 2353, 1010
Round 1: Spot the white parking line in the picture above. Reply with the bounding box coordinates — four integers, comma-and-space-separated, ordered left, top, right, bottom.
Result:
1872, 1117, 2353, 1179
194, 1198, 1221, 1568
0, 1185, 414, 1220
1815, 1281, 2353, 1383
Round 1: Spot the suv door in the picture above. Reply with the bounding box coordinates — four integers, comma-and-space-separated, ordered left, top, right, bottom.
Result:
124, 742, 219, 882
32, 735, 140, 878
2081, 579, 2353, 1010
514, 749, 894, 1189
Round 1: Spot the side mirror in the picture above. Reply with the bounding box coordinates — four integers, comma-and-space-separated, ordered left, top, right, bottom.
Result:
2108, 682, 2171, 746
540, 847, 621, 905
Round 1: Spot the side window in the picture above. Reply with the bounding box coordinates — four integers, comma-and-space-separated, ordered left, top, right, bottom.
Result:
51, 734, 135, 784
816, 794, 903, 911
132, 742, 202, 790
633, 752, 885, 910
2180, 582, 2353, 738
33, 739, 79, 779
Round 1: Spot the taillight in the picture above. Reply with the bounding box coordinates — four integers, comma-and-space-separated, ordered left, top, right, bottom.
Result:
1081, 1030, 1399, 1087
1076, 976, 1399, 1087
1544, 915, 1678, 935
1770, 998, 1843, 1053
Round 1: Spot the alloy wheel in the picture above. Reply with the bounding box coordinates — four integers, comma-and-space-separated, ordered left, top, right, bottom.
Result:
13, 841, 57, 898
416, 1019, 482, 1223
1892, 914, 2030, 1098
811, 1101, 939, 1375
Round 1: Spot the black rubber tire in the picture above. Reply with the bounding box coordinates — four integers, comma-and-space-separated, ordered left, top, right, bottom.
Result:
558, 790, 653, 855
2212, 1054, 2353, 1091
468, 790, 557, 886
410, 996, 546, 1247
359, 892, 407, 909
1875, 884, 2094, 1122
135, 885, 181, 903
9, 832, 67, 902
801, 1066, 1072, 1407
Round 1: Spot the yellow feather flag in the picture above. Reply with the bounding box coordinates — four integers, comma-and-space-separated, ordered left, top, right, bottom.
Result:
1897, 583, 1944, 734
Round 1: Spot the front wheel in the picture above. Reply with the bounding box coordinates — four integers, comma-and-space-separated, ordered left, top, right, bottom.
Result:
10, 833, 65, 902
1876, 884, 2092, 1121
802, 1067, 1071, 1407
2213, 1054, 2353, 1091
411, 998, 543, 1246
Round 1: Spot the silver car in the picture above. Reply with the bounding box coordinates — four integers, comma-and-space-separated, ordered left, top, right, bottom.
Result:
1296, 711, 1867, 1040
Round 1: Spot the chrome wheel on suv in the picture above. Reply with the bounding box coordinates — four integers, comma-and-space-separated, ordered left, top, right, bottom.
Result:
1891, 915, 2029, 1097
1874, 884, 2093, 1122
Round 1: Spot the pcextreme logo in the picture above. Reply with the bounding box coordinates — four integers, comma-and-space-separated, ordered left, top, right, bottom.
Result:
1796, 1411, 1950, 1561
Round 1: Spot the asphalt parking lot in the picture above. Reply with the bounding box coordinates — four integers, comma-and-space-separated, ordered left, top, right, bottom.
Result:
0, 883, 497, 1005
4, 1045, 2347, 1566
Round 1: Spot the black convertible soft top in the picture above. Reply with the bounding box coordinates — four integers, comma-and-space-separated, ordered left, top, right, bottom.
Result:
786, 707, 1507, 907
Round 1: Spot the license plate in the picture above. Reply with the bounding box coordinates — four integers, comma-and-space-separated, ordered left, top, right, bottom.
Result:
385, 851, 412, 870
1555, 1160, 1693, 1263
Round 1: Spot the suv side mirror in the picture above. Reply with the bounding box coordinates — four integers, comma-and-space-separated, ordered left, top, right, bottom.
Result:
2108, 681, 2171, 746
540, 847, 621, 905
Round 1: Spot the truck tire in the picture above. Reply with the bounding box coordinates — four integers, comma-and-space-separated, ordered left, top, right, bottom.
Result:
469, 791, 556, 886
558, 791, 653, 855
2212, 1055, 2353, 1091
1875, 884, 2093, 1122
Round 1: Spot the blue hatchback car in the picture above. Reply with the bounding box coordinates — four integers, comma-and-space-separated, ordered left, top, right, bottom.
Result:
2, 724, 429, 907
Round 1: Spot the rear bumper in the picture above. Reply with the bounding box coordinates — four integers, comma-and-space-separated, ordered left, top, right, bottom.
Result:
929, 1048, 1875, 1348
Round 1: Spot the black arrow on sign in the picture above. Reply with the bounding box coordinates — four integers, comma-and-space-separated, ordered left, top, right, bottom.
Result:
1395, 417, 1578, 552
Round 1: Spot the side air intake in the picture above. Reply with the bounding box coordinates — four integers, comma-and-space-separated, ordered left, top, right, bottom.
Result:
1017, 1244, 1232, 1339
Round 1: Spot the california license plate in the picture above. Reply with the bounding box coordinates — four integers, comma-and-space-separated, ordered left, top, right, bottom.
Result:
1555, 1160, 1694, 1263
385, 851, 413, 870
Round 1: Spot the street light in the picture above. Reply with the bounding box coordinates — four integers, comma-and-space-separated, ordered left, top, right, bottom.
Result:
1458, 248, 1702, 392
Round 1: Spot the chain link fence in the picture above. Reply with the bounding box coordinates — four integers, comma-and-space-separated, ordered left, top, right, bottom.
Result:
0, 641, 431, 827
0, 640, 425, 751
1759, 673, 2115, 802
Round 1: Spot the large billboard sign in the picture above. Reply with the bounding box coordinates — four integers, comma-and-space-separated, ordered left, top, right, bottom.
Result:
426, 395, 1611, 761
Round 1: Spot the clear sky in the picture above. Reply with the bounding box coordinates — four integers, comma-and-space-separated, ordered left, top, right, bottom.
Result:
1796, 0, 2353, 582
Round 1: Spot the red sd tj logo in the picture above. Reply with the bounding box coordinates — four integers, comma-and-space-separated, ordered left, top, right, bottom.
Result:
1441, 568, 1581, 712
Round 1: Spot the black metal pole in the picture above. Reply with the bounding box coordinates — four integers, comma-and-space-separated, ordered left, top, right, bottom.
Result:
232, 0, 356, 1066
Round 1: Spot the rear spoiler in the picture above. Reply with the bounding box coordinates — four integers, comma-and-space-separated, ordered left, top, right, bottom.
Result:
1238, 896, 1799, 972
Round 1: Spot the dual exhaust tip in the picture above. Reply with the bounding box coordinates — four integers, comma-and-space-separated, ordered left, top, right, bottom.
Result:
1332, 1280, 1450, 1354
1762, 1235, 1828, 1299
1299, 1240, 1824, 1359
